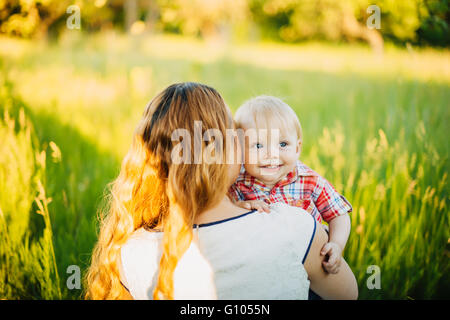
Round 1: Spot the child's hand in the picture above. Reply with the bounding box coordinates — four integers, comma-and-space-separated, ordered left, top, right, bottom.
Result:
235, 200, 270, 213
320, 242, 342, 274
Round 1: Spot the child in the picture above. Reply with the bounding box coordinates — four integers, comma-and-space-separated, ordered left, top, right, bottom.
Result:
228, 95, 352, 274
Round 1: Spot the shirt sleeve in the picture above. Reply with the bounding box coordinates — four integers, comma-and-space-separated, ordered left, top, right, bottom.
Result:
228, 183, 245, 202
120, 232, 161, 300
315, 177, 352, 223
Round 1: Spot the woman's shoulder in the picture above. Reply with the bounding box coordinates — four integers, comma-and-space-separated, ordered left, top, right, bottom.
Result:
121, 228, 161, 256
270, 202, 315, 226
268, 202, 317, 259
121, 228, 162, 267
120, 228, 162, 299
126, 227, 160, 243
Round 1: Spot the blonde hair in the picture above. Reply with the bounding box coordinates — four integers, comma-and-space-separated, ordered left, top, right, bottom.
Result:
234, 95, 302, 141
84, 82, 234, 299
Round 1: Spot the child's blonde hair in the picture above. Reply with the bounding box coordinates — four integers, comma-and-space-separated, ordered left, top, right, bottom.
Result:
234, 95, 303, 141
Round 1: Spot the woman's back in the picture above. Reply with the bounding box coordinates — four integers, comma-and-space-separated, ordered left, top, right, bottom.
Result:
120, 203, 316, 299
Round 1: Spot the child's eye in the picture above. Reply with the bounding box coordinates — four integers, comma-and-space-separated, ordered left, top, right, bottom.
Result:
280, 142, 288, 148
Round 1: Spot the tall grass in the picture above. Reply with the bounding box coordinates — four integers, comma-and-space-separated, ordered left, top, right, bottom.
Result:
0, 34, 448, 299
308, 124, 448, 299
0, 101, 61, 299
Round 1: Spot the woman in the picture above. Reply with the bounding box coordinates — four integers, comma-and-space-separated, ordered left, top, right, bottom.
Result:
85, 82, 358, 300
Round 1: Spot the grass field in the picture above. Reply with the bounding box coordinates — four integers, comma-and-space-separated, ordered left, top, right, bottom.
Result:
0, 32, 449, 299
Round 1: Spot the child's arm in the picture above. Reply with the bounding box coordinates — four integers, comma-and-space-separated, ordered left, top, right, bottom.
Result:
228, 183, 245, 203
328, 213, 351, 252
228, 182, 270, 213
314, 175, 353, 274
321, 213, 351, 274
235, 200, 270, 213
304, 220, 358, 300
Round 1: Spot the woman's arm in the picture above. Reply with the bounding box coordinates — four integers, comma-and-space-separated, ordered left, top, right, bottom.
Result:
118, 250, 134, 300
304, 222, 358, 300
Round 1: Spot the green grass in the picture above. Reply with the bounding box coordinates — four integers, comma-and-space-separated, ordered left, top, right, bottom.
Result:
0, 33, 448, 299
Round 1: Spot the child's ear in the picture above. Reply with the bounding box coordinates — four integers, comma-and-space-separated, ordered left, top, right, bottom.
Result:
296, 139, 302, 156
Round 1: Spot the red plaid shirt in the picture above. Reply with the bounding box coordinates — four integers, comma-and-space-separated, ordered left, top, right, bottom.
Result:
228, 161, 352, 223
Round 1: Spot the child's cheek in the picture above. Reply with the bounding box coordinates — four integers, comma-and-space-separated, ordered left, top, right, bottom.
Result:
244, 149, 256, 164
280, 147, 296, 163
243, 163, 260, 179
244, 148, 258, 165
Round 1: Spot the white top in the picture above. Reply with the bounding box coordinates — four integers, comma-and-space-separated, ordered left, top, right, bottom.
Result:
120, 202, 317, 300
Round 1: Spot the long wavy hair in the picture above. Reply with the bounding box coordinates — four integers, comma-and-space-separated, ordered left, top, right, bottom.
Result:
84, 82, 234, 299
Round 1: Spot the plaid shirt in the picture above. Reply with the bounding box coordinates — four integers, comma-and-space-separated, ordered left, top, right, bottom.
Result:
228, 161, 352, 223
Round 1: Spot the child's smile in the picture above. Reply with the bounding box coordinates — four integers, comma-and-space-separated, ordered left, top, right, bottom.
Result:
259, 163, 283, 175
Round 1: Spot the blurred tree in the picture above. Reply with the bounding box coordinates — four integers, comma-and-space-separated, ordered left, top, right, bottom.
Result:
123, 0, 159, 34
0, 0, 118, 38
417, 0, 450, 46
376, 0, 425, 43
124, 0, 137, 32
249, 0, 384, 51
157, 0, 249, 40
0, 0, 71, 38
0, 0, 447, 47
145, 0, 159, 32
249, 0, 448, 48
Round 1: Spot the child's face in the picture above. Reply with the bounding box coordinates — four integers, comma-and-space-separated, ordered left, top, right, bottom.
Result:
242, 124, 301, 188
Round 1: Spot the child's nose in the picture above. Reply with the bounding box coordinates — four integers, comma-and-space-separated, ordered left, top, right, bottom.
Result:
265, 145, 279, 159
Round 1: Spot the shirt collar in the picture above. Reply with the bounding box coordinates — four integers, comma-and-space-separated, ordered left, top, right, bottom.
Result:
296, 161, 316, 177
238, 161, 314, 188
